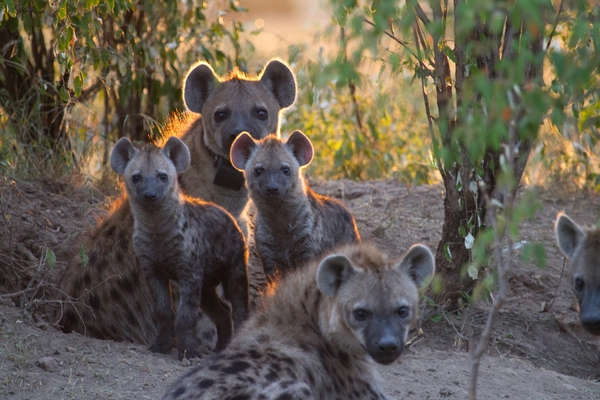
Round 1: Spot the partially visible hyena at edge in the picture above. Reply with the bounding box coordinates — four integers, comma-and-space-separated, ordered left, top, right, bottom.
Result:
162, 242, 435, 400
230, 130, 360, 280
110, 136, 248, 360
555, 212, 600, 335
55, 60, 296, 348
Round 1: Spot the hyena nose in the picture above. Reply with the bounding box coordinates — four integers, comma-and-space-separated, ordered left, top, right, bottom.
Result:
581, 315, 600, 335
377, 338, 399, 354
143, 191, 157, 201
266, 184, 279, 194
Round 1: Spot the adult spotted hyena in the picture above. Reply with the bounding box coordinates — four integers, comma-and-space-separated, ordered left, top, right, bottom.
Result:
110, 137, 248, 360
162, 242, 435, 400
57, 60, 296, 346
555, 212, 600, 335
230, 130, 360, 279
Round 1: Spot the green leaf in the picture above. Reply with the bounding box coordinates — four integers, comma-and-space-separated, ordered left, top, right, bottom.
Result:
86, 0, 100, 9
45, 249, 56, 269
79, 244, 89, 267
467, 264, 478, 280
74, 75, 83, 97
458, 225, 467, 238
59, 86, 70, 102
106, 0, 115, 12
429, 313, 442, 323
443, 243, 452, 261
58, 1, 67, 19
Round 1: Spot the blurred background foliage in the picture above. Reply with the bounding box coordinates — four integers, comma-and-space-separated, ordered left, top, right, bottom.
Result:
1, 0, 599, 297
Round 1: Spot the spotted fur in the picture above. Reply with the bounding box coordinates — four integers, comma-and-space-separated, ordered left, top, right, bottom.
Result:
56, 60, 296, 346
162, 242, 435, 399
231, 131, 360, 279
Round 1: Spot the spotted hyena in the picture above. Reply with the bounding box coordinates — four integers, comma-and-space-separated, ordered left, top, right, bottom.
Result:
230, 130, 360, 279
110, 136, 248, 359
555, 212, 600, 335
57, 60, 296, 346
162, 242, 435, 400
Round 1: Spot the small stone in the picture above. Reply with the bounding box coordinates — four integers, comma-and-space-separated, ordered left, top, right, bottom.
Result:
38, 357, 59, 372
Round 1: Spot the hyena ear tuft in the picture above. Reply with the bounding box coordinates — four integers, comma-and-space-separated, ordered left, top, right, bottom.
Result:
184, 62, 219, 114
396, 245, 435, 288
260, 59, 297, 109
230, 132, 257, 171
286, 130, 313, 167
162, 137, 191, 172
317, 254, 356, 297
110, 137, 137, 175
555, 212, 585, 259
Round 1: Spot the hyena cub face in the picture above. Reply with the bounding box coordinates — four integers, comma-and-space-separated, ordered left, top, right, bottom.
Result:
184, 60, 297, 158
555, 212, 600, 335
230, 130, 312, 200
317, 244, 435, 364
110, 137, 190, 207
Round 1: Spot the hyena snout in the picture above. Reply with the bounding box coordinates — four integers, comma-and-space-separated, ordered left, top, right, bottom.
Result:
580, 291, 600, 335
366, 323, 405, 365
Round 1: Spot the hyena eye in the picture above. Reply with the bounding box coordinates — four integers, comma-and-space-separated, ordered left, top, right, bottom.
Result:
256, 109, 268, 120
214, 110, 228, 123
396, 306, 410, 318
254, 167, 264, 177
353, 309, 369, 321
281, 167, 291, 176
574, 277, 585, 292
131, 174, 142, 184
158, 173, 168, 182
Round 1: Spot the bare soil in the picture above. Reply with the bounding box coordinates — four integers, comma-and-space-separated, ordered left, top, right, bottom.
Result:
1, 175, 600, 399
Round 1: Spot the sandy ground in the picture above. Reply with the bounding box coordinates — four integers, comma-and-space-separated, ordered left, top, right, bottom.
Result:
1, 177, 600, 399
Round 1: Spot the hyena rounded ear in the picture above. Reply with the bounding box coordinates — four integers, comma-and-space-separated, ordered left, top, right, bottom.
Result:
555, 212, 585, 259
396, 245, 435, 288
183, 62, 220, 114
286, 130, 313, 167
230, 132, 257, 171
259, 59, 297, 109
317, 254, 356, 297
110, 137, 137, 176
162, 137, 191, 173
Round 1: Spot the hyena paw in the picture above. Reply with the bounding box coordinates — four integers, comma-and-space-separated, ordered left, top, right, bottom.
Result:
149, 334, 174, 354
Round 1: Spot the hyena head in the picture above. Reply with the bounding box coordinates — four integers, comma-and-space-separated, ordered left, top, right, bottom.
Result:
555, 212, 600, 335
183, 59, 296, 158
110, 137, 190, 208
316, 243, 435, 365
229, 130, 313, 201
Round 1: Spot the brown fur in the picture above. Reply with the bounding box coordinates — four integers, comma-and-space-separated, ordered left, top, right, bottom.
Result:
56, 60, 296, 345
162, 242, 435, 399
555, 212, 600, 335
231, 131, 360, 279
110, 137, 249, 360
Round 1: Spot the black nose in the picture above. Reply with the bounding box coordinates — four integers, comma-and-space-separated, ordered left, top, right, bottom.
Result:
143, 191, 157, 201
377, 338, 399, 355
266, 184, 279, 194
581, 315, 600, 335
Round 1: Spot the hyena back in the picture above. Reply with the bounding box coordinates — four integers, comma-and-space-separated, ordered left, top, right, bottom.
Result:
162, 242, 435, 400
230, 130, 360, 279
57, 60, 296, 345
110, 136, 248, 360
555, 212, 600, 335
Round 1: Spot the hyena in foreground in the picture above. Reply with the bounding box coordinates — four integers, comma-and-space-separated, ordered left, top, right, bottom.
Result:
57, 60, 296, 345
230, 130, 360, 279
162, 242, 435, 400
110, 137, 249, 360
555, 212, 600, 335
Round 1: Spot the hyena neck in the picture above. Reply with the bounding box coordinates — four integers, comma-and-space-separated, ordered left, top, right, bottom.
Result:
255, 187, 314, 232
130, 191, 184, 236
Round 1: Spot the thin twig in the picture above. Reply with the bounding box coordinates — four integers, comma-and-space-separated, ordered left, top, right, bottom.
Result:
468, 118, 518, 400
545, 0, 565, 53
413, 23, 445, 180
544, 256, 566, 312
361, 17, 422, 62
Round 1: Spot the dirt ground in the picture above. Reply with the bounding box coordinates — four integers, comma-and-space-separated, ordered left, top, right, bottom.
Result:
1, 175, 600, 399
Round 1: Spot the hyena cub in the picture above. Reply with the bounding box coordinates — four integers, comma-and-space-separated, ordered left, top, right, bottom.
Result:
230, 130, 360, 279
555, 212, 600, 335
110, 137, 249, 359
162, 242, 435, 400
